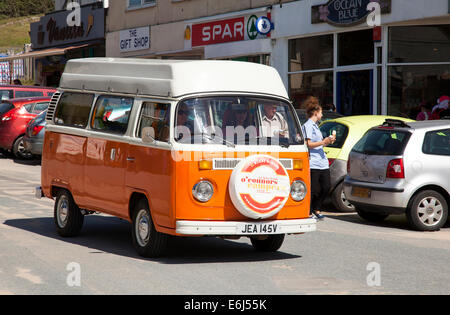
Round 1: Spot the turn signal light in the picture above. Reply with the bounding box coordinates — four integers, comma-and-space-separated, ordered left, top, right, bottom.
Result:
293, 159, 303, 170
198, 160, 213, 170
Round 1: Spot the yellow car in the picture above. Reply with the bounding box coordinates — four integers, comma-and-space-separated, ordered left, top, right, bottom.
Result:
319, 115, 415, 212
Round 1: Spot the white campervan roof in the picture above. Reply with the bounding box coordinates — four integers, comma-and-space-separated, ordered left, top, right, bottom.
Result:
59, 58, 289, 99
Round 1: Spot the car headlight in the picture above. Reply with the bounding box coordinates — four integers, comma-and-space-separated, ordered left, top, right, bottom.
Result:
291, 180, 307, 201
192, 180, 214, 202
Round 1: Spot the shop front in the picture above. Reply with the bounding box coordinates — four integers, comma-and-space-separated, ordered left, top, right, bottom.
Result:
275, 0, 450, 119
28, 2, 106, 86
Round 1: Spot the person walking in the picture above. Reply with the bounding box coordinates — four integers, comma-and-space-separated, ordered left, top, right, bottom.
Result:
302, 97, 335, 220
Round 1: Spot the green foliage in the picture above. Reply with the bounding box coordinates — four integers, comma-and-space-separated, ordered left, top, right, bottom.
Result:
0, 0, 54, 19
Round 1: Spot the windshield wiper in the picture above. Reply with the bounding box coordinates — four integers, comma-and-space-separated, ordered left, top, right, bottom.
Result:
202, 133, 235, 148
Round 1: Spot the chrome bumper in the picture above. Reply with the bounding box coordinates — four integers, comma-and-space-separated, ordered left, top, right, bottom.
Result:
35, 186, 43, 199
176, 218, 317, 236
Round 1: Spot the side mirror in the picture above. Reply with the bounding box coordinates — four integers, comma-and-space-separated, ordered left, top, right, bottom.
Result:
142, 127, 156, 144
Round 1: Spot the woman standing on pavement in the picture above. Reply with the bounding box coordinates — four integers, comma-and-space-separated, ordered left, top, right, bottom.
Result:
302, 97, 335, 220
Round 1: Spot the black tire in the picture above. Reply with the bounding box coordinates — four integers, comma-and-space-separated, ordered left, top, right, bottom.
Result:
131, 199, 168, 258
332, 182, 356, 213
250, 234, 285, 252
356, 207, 388, 223
54, 190, 84, 237
406, 190, 448, 231
12, 136, 33, 160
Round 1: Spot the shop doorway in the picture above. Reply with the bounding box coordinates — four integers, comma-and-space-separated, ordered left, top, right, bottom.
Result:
337, 70, 373, 116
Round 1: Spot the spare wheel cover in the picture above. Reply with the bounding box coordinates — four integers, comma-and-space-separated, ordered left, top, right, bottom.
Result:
229, 155, 291, 219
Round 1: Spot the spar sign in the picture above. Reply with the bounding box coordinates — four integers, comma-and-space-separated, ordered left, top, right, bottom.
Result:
229, 155, 290, 219
191, 15, 272, 47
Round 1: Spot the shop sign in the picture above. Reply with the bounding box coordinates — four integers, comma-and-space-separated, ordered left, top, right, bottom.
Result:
120, 27, 150, 52
191, 15, 272, 47
312, 0, 391, 27
30, 5, 105, 49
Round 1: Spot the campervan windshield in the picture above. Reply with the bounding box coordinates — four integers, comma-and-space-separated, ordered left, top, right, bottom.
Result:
174, 96, 303, 146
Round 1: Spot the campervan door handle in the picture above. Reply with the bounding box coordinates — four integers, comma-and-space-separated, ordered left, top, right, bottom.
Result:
127, 157, 135, 162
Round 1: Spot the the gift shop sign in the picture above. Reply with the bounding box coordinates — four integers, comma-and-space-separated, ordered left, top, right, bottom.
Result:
120, 27, 150, 52
312, 0, 391, 27
191, 14, 272, 47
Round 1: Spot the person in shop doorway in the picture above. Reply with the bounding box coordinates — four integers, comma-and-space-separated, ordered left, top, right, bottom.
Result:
324, 103, 337, 112
302, 97, 336, 221
416, 101, 432, 121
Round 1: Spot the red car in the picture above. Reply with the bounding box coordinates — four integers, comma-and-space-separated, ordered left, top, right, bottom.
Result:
0, 85, 56, 101
0, 97, 51, 159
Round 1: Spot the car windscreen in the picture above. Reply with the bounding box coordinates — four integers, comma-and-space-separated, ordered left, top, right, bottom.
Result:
352, 128, 411, 156
175, 96, 304, 146
319, 122, 349, 149
0, 102, 14, 116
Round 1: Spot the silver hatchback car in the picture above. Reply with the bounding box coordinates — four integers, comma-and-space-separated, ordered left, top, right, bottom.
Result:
344, 119, 450, 231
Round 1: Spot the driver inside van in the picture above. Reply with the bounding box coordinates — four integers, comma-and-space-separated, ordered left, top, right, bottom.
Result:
261, 103, 289, 138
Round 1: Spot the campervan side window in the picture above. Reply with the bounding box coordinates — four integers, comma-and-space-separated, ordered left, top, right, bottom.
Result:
54, 92, 94, 128
137, 102, 171, 142
91, 95, 134, 135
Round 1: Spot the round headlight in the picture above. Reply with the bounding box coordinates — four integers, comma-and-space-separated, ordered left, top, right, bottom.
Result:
192, 181, 214, 203
291, 180, 307, 201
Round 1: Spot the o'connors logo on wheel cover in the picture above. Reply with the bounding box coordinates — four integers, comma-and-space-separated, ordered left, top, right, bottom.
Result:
229, 155, 290, 219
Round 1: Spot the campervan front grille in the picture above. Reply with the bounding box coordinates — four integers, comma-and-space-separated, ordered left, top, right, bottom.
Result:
46, 92, 61, 123
213, 158, 293, 170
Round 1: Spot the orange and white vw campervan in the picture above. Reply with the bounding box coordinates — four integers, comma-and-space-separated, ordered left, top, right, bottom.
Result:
37, 58, 316, 257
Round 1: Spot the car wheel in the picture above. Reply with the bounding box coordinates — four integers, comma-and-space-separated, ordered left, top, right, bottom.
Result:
131, 199, 168, 258
332, 182, 356, 213
54, 190, 84, 237
12, 136, 33, 160
356, 207, 389, 223
406, 190, 448, 231
250, 234, 285, 252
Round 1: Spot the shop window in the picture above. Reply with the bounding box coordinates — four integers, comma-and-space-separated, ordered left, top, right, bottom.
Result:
91, 96, 134, 135
54, 92, 94, 128
388, 64, 450, 119
137, 102, 171, 142
289, 71, 334, 109
338, 29, 374, 66
289, 35, 333, 72
389, 25, 450, 63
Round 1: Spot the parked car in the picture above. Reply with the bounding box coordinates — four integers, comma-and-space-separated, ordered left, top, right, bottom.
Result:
344, 119, 450, 231
320, 115, 415, 212
0, 97, 51, 159
0, 85, 56, 101
296, 108, 343, 124
24, 109, 47, 156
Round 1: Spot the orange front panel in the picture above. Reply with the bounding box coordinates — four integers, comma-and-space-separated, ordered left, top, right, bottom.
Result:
174, 151, 311, 224
125, 145, 174, 227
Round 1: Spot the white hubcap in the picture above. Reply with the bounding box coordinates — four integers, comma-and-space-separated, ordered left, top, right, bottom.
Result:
417, 197, 443, 227
136, 210, 150, 247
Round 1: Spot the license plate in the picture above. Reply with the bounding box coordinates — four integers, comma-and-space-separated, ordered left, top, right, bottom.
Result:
237, 222, 279, 235
351, 186, 371, 198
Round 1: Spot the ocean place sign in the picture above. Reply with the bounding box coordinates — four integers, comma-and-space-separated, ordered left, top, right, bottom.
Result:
311, 0, 391, 27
